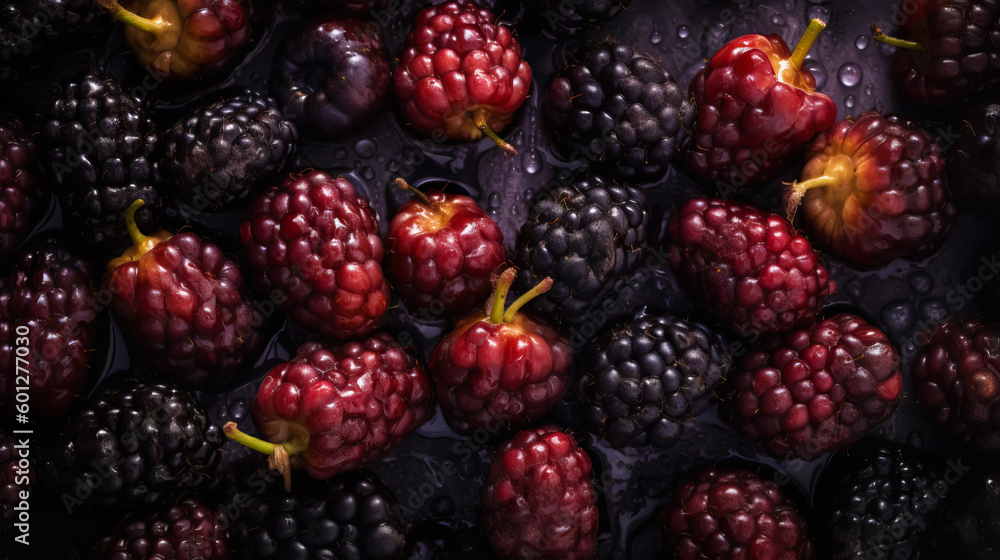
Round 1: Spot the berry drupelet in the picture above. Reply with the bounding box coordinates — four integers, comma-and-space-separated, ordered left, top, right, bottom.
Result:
224, 333, 435, 486
872, 0, 1000, 107
576, 310, 732, 449
161, 91, 298, 211
667, 197, 835, 338
90, 497, 230, 559
274, 14, 391, 140
429, 269, 572, 435
479, 425, 599, 560
513, 173, 648, 327
661, 465, 814, 560
241, 171, 389, 340
38, 382, 222, 512
785, 111, 956, 269
912, 318, 1000, 453
683, 19, 837, 189
725, 314, 902, 460
388, 178, 505, 316
0, 236, 97, 423
546, 41, 693, 183
814, 438, 946, 560
104, 200, 263, 390
0, 115, 44, 262
38, 69, 160, 255
394, 2, 531, 155
233, 470, 406, 560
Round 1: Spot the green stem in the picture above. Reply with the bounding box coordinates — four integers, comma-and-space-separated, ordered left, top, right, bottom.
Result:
789, 18, 827, 70
502, 277, 552, 324
784, 175, 838, 221
124, 199, 152, 249
96, 0, 172, 34
871, 23, 925, 51
489, 269, 516, 324
473, 108, 517, 157
395, 177, 433, 207
223, 421, 307, 457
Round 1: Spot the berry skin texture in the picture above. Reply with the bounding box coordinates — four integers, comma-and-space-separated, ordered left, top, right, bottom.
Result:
38, 382, 222, 512
394, 2, 532, 142
788, 112, 956, 269
661, 466, 814, 560
39, 69, 160, 254
161, 91, 298, 211
814, 439, 946, 560
388, 185, 505, 315
725, 314, 902, 460
0, 236, 97, 423
91, 497, 230, 560
242, 171, 389, 340
912, 318, 1000, 453
513, 174, 648, 327
0, 115, 44, 261
234, 470, 406, 560
105, 202, 263, 390
667, 197, 835, 338
249, 334, 435, 480
1, 428, 32, 540
274, 15, 391, 140
682, 26, 837, 189
576, 310, 732, 449
479, 425, 599, 560
546, 41, 694, 183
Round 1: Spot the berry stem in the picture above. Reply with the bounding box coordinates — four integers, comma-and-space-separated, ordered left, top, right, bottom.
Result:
95, 0, 173, 34
473, 108, 518, 157
789, 19, 827, 70
490, 268, 516, 324
502, 277, 553, 324
123, 199, 157, 258
784, 176, 838, 221
395, 177, 433, 207
871, 23, 925, 51
223, 422, 308, 492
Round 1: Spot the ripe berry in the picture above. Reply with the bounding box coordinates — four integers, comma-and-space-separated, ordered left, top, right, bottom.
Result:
90, 497, 230, 559
0, 115, 44, 262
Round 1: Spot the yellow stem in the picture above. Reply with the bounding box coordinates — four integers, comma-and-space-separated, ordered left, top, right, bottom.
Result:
789, 19, 827, 70
490, 269, 516, 324
502, 277, 553, 324
871, 23, 925, 51
473, 108, 517, 157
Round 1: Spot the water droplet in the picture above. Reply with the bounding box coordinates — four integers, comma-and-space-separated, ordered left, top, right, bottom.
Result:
362, 166, 375, 180
354, 139, 377, 159
387, 161, 398, 173
651, 31, 662, 45
919, 298, 948, 324
908, 271, 934, 295
677, 26, 690, 39
844, 95, 856, 109
784, 0, 795, 10
806, 5, 830, 22
334, 147, 348, 160
880, 300, 916, 332
874, 98, 885, 112
864, 84, 875, 96
771, 14, 786, 26
838, 62, 862, 88
522, 149, 542, 174
803, 59, 826, 89
856, 35, 870, 50
488, 192, 501, 209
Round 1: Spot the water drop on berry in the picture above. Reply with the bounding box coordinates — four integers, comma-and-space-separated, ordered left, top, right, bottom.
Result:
354, 139, 377, 159
838, 63, 862, 88
856, 35, 870, 50
522, 149, 542, 174
908, 271, 934, 295
677, 26, 690, 39
844, 95, 856, 109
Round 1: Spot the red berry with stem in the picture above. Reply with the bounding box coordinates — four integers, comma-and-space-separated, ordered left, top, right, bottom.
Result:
95, 0, 253, 81
683, 19, 838, 189
429, 269, 572, 435
223, 333, 435, 488
388, 178, 505, 316
394, 2, 531, 156
104, 199, 263, 390
784, 111, 956, 269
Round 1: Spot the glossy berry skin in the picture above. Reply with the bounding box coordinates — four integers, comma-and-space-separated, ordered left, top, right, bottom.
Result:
661, 466, 814, 560
546, 41, 694, 183
111, 0, 253, 81
479, 425, 598, 560
104, 225, 262, 391
0, 116, 43, 262
887, 0, 1000, 107
91, 497, 229, 560
814, 439, 945, 560
1, 429, 31, 540
912, 318, 1000, 453
576, 310, 732, 449
429, 305, 572, 435
931, 467, 1000, 559
531, 0, 632, 36
794, 112, 956, 269
683, 32, 837, 189
388, 190, 505, 315
725, 314, 903, 460
251, 335, 435, 480
667, 197, 835, 338
946, 96, 1000, 218
234, 470, 406, 560
394, 2, 532, 141
0, 237, 97, 423
241, 171, 389, 340
274, 15, 390, 140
